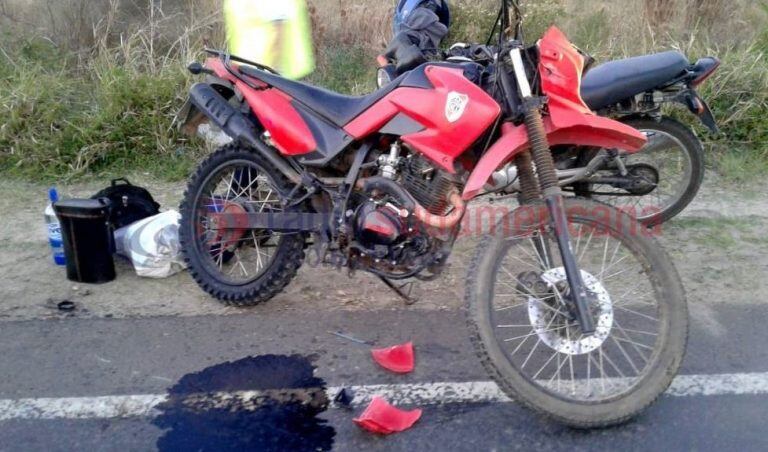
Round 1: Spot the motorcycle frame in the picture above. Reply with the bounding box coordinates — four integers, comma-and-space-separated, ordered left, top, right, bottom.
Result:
187, 27, 649, 286
187, 22, 648, 333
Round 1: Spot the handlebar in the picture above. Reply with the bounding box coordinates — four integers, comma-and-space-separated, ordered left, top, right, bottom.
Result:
203, 48, 280, 75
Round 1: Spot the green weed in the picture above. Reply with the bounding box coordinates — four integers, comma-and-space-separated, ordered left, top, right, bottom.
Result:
669, 216, 763, 249
711, 150, 768, 184
308, 45, 375, 95
0, 0, 766, 183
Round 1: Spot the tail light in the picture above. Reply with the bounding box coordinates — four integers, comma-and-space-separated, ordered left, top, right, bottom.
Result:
690, 57, 721, 87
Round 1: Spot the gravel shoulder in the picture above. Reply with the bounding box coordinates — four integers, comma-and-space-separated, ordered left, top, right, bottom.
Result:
1, 173, 765, 322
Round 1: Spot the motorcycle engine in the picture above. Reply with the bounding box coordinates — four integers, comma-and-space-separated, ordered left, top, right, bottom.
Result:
352, 199, 430, 268
401, 154, 458, 215
354, 202, 406, 248
352, 154, 459, 271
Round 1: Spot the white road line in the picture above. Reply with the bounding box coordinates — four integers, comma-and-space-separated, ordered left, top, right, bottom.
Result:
331, 381, 508, 407
1, 372, 768, 421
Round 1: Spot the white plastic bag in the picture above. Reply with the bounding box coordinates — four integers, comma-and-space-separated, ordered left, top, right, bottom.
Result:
114, 210, 187, 278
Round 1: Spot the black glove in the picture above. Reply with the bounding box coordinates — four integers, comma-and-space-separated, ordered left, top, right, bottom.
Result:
384, 32, 428, 74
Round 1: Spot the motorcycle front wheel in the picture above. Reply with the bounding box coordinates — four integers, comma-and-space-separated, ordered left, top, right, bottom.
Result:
465, 198, 687, 428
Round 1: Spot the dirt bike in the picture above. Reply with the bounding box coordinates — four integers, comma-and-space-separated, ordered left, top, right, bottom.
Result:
178, 0, 687, 428
378, 35, 720, 227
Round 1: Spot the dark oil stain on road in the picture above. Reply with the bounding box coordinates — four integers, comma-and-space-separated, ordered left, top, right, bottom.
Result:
153, 354, 335, 451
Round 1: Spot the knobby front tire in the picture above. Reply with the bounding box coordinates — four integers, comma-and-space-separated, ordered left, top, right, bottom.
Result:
465, 198, 688, 428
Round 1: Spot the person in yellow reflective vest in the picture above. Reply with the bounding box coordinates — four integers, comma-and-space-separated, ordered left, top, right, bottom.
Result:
224, 0, 315, 80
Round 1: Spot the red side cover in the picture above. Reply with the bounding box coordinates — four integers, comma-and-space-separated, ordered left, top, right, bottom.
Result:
346, 66, 501, 173
370, 342, 415, 373
239, 88, 316, 156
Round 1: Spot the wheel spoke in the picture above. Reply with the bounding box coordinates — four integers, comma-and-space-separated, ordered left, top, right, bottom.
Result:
610, 336, 641, 375
506, 251, 548, 273
600, 347, 627, 378
602, 264, 642, 282
193, 163, 284, 285
494, 301, 529, 311
614, 304, 659, 322
520, 338, 542, 370
483, 199, 676, 404
613, 321, 652, 363
516, 237, 549, 271
577, 227, 595, 264
533, 350, 559, 380
503, 324, 572, 342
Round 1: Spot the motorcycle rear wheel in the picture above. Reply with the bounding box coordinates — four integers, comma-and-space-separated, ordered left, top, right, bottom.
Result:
573, 116, 705, 227
465, 198, 687, 428
179, 143, 306, 306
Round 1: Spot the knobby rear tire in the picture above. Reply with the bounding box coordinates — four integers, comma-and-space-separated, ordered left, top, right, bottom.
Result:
179, 143, 305, 307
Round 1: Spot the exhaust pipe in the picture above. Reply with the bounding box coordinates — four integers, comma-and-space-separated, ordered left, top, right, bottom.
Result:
414, 191, 466, 229
188, 83, 302, 185
357, 177, 466, 229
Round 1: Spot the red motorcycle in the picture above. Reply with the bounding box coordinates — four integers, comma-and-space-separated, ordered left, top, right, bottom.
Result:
377, 10, 720, 227
179, 0, 687, 427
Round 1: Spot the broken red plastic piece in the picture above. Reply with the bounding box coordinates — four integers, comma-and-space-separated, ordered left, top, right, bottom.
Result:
353, 396, 422, 435
371, 342, 415, 373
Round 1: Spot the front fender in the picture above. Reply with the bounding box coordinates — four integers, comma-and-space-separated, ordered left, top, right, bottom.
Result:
462, 110, 647, 200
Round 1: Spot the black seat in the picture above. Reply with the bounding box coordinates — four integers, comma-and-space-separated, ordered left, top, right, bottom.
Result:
239, 65, 406, 127
581, 51, 689, 110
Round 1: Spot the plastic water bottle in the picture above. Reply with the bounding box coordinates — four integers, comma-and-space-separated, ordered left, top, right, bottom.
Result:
45, 187, 66, 266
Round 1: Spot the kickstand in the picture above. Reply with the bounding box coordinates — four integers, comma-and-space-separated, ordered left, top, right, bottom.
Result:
378, 276, 418, 305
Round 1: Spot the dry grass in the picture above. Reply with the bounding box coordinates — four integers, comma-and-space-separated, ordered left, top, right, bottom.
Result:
0, 0, 766, 181
560, 0, 766, 56
1, 0, 763, 59
309, 0, 393, 51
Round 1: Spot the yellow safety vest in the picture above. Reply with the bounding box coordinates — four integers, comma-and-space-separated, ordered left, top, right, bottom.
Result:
224, 0, 315, 80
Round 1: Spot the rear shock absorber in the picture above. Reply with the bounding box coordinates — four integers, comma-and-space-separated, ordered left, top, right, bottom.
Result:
508, 47, 596, 334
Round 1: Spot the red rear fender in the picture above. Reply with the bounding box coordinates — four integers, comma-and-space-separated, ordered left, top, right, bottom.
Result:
205, 58, 316, 155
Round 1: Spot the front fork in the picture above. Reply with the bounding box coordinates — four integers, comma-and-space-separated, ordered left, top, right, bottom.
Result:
509, 48, 597, 334
545, 194, 596, 334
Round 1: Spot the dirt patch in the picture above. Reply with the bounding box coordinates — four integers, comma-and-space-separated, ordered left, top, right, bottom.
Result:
0, 176, 766, 322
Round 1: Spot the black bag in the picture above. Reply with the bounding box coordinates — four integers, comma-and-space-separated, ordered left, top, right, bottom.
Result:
92, 178, 161, 229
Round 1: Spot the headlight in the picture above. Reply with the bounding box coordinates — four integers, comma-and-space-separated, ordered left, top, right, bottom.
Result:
377, 67, 393, 88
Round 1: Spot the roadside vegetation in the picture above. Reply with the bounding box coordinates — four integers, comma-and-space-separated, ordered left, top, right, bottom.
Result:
0, 0, 766, 182
669, 216, 768, 249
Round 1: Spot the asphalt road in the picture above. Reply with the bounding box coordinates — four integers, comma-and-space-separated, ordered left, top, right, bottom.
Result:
1, 302, 767, 451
